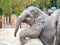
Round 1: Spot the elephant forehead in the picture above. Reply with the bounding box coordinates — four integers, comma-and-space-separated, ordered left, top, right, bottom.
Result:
35, 16, 45, 23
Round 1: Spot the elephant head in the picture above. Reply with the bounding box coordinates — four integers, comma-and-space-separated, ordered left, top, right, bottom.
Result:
14, 6, 47, 37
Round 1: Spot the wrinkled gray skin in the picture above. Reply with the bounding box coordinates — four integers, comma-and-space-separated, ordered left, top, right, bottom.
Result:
51, 9, 60, 45
14, 6, 55, 45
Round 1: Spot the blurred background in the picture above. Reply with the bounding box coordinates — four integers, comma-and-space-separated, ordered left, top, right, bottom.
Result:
0, 0, 60, 28
0, 0, 60, 45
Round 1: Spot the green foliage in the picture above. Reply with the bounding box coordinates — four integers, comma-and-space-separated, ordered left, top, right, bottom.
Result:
26, 0, 51, 9
26, 0, 42, 9
27, 0, 50, 8
0, 0, 33, 16
0, 0, 12, 16
0, 0, 60, 16
45, 0, 51, 8
57, 0, 60, 8
0, 8, 3, 15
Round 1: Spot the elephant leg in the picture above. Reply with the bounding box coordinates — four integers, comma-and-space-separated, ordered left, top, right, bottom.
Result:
19, 30, 39, 45
19, 23, 44, 45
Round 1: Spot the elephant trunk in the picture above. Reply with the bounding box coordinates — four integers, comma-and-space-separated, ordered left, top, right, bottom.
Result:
14, 10, 28, 36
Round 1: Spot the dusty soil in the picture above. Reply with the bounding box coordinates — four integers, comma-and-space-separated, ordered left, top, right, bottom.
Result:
0, 28, 20, 45
0, 28, 43, 45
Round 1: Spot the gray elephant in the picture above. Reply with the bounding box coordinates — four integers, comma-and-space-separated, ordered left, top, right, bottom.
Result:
51, 9, 60, 45
14, 6, 55, 45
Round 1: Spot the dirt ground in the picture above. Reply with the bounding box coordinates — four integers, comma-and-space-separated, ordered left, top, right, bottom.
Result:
0, 28, 43, 45
0, 28, 20, 45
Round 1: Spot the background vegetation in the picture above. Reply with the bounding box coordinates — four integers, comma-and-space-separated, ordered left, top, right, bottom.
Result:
0, 0, 60, 16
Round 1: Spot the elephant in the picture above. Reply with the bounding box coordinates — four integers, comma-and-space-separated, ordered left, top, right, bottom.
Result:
51, 9, 60, 45
14, 6, 55, 45
24, 39, 43, 45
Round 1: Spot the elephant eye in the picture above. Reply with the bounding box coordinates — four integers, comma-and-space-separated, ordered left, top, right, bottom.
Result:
30, 10, 38, 15
27, 15, 30, 17
27, 14, 33, 17
30, 10, 34, 14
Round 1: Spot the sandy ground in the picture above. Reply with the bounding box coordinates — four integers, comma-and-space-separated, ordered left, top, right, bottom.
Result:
0, 28, 20, 45
0, 28, 43, 45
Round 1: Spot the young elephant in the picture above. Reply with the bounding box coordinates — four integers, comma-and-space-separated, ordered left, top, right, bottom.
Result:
14, 6, 55, 45
51, 9, 60, 45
